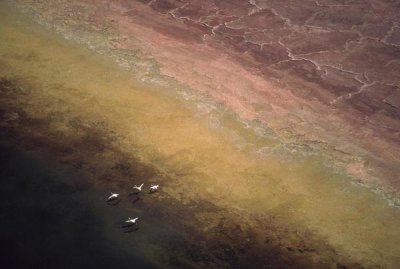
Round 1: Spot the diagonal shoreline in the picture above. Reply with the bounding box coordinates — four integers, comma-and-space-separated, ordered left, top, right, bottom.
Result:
2, 1, 400, 268
13, 0, 400, 206
0, 20, 364, 268
0, 78, 357, 268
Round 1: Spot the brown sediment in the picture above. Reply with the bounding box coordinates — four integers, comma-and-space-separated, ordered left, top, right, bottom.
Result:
0, 78, 362, 269
14, 0, 400, 203
2, 2, 400, 268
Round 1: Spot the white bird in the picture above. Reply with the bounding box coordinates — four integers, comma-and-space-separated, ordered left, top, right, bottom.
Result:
107, 192, 119, 201
133, 183, 144, 192
149, 184, 159, 192
125, 217, 139, 225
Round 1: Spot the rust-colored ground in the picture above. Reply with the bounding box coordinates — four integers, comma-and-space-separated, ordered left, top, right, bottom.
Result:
15, 0, 400, 202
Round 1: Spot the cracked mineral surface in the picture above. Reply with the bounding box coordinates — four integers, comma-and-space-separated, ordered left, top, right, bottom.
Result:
15, 0, 400, 199
2, 0, 400, 268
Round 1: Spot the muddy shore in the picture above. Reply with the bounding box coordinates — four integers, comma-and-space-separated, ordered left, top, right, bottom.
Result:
2, 1, 400, 268
0, 72, 360, 268
13, 0, 400, 203
0, 22, 361, 268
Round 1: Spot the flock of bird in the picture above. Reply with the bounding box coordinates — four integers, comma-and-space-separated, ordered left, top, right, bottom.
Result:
107, 183, 160, 227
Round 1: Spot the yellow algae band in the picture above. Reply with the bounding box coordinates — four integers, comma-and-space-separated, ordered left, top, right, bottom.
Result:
1, 2, 400, 268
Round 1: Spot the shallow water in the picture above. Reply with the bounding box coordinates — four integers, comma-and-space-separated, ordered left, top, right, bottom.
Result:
1, 1, 400, 268
0, 143, 163, 269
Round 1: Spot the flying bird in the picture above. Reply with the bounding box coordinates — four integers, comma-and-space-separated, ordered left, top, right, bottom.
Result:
125, 217, 139, 225
149, 184, 159, 192
107, 192, 119, 201
133, 183, 144, 192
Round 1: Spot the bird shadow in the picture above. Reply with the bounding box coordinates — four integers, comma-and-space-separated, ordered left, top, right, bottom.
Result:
106, 199, 120, 206
128, 191, 140, 196
129, 196, 142, 204
123, 226, 140, 233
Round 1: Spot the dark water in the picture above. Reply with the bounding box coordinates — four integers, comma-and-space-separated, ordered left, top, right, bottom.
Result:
2, 1, 400, 267
0, 143, 159, 269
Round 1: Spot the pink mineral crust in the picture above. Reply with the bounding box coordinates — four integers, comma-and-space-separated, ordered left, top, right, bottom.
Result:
17, 0, 400, 198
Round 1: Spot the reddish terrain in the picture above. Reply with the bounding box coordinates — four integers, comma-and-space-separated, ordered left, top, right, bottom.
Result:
16, 0, 400, 202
